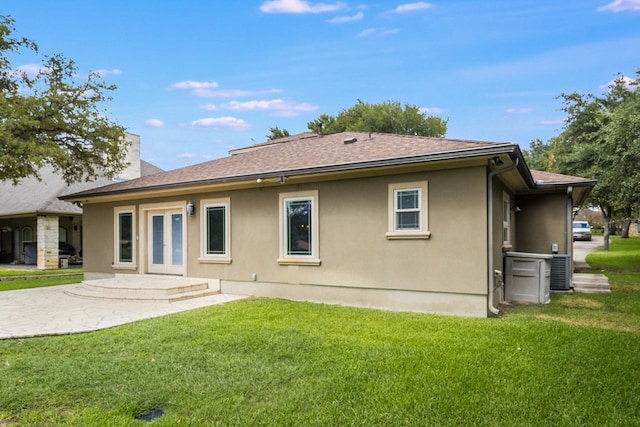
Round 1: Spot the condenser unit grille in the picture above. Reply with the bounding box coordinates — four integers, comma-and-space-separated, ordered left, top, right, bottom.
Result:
550, 255, 571, 290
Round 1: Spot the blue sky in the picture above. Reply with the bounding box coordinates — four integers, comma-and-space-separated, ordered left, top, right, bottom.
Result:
3, 0, 640, 170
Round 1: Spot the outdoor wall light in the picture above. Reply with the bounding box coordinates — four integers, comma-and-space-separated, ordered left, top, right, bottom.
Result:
186, 201, 195, 216
512, 205, 522, 213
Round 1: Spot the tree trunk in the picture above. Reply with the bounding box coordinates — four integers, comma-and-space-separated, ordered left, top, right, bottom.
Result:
621, 218, 631, 238
601, 206, 611, 251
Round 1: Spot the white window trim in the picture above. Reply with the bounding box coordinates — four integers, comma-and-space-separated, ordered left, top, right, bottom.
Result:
502, 191, 510, 245
114, 206, 137, 269
198, 197, 232, 264
387, 181, 431, 240
278, 190, 320, 266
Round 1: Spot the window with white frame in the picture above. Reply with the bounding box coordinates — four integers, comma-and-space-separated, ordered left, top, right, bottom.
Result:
279, 190, 320, 265
199, 198, 231, 263
114, 207, 135, 265
22, 226, 33, 254
22, 226, 33, 244
387, 181, 430, 239
502, 192, 510, 244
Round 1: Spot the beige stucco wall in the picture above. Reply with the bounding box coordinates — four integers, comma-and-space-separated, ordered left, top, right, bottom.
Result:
82, 166, 491, 316
515, 194, 568, 255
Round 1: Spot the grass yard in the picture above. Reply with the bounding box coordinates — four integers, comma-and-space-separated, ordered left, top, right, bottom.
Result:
0, 241, 639, 426
0, 268, 83, 292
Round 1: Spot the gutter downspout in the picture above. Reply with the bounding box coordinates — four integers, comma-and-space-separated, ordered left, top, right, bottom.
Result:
566, 186, 573, 276
487, 158, 519, 316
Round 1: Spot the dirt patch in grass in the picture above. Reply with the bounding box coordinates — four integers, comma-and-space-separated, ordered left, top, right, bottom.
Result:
560, 298, 605, 310
536, 314, 639, 333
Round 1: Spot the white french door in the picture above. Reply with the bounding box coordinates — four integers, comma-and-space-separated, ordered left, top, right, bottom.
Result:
147, 210, 184, 275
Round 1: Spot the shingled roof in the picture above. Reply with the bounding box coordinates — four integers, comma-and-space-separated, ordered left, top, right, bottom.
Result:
62, 132, 521, 199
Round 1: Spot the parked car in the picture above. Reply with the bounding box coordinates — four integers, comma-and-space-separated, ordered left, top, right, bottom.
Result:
572, 221, 592, 241
59, 242, 76, 256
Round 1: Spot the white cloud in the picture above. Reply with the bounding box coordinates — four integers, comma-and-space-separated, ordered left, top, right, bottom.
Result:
227, 99, 318, 116
505, 108, 533, 114
94, 68, 122, 77
171, 80, 219, 89
327, 11, 364, 23
419, 107, 446, 115
388, 2, 432, 14
599, 75, 636, 90
357, 28, 400, 37
541, 119, 564, 125
597, 0, 640, 12
15, 64, 46, 78
191, 88, 283, 98
145, 119, 164, 127
177, 152, 214, 160
190, 117, 249, 129
260, 0, 345, 13
202, 99, 318, 117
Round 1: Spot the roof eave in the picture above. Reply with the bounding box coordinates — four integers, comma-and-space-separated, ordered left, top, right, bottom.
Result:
61, 144, 520, 202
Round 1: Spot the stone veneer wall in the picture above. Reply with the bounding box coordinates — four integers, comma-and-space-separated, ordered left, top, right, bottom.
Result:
37, 215, 59, 270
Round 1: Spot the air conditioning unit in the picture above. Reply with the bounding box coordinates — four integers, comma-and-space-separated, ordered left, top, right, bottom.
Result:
550, 254, 571, 290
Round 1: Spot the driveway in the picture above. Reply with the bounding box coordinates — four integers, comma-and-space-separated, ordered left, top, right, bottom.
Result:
574, 235, 605, 271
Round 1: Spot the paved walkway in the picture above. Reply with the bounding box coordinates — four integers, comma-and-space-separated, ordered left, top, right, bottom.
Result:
0, 283, 248, 339
1, 238, 606, 340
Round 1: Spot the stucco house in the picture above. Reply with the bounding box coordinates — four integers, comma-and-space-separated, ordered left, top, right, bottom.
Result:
61, 132, 595, 317
0, 133, 162, 269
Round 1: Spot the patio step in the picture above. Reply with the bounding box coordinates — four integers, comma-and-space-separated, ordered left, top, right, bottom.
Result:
572, 273, 611, 294
64, 274, 219, 302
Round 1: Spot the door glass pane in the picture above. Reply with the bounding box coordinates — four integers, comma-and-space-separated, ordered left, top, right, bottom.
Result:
171, 213, 183, 266
152, 215, 164, 264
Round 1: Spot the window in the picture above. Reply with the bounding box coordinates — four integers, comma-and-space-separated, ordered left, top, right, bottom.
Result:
22, 226, 33, 244
387, 181, 430, 239
279, 190, 320, 265
199, 198, 231, 263
114, 207, 136, 266
59, 227, 67, 243
22, 226, 33, 254
503, 192, 510, 244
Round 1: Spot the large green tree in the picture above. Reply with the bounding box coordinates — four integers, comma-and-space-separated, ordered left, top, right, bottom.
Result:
265, 126, 290, 141
0, 15, 127, 184
552, 72, 640, 248
307, 100, 448, 137
523, 138, 554, 171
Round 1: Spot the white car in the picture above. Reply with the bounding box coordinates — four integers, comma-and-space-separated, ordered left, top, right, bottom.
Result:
572, 221, 592, 241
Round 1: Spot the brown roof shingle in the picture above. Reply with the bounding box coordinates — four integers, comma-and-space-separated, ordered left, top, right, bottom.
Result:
63, 132, 514, 199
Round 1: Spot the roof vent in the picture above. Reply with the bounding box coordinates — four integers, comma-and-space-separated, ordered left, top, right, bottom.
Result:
343, 137, 357, 144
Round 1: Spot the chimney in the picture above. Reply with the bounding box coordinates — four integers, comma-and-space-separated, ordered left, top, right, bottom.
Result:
317, 121, 323, 136
116, 133, 141, 180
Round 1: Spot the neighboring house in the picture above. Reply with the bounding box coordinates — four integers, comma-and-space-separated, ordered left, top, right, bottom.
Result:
61, 132, 595, 317
0, 133, 162, 269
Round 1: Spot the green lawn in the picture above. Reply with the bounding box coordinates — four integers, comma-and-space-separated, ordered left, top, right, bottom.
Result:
0, 268, 83, 292
0, 242, 639, 426
0, 268, 82, 277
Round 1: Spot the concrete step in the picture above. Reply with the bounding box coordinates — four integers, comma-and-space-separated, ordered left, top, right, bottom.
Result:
64, 274, 220, 302
572, 273, 611, 294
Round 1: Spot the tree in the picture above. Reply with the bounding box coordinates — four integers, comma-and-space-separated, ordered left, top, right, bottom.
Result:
523, 138, 554, 170
0, 15, 127, 184
265, 126, 290, 141
552, 72, 640, 248
307, 99, 448, 137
